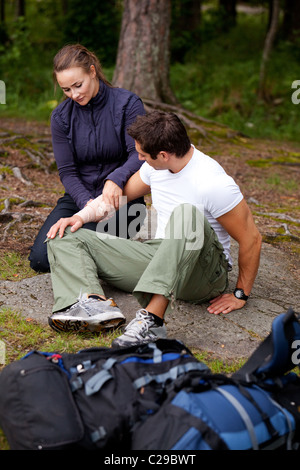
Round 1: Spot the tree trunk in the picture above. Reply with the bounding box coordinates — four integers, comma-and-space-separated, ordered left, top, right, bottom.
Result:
112, 0, 177, 104
0, 0, 5, 23
16, 0, 25, 17
173, 0, 201, 33
219, 0, 237, 29
257, 0, 280, 101
282, 0, 300, 40
61, 0, 68, 15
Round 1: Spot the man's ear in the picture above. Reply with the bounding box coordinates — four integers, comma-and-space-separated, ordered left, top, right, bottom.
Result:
159, 151, 170, 161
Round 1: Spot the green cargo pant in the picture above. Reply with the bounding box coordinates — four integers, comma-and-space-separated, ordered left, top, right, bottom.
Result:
47, 204, 229, 315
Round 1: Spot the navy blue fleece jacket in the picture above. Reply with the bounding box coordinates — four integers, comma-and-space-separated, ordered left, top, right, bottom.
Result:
51, 81, 145, 209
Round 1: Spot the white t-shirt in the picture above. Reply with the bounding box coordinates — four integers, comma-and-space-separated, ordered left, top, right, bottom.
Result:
139, 146, 243, 264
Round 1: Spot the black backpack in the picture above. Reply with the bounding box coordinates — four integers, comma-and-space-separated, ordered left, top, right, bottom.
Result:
0, 339, 208, 450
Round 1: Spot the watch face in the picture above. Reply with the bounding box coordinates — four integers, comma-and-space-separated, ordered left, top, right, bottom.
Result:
234, 289, 248, 300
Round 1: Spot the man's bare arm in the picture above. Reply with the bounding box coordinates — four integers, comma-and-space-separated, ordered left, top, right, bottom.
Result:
207, 198, 262, 315
123, 170, 151, 202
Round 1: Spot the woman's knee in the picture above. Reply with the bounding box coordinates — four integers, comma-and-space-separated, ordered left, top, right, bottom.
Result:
29, 244, 49, 272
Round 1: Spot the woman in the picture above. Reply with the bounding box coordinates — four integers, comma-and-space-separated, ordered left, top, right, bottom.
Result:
29, 44, 146, 272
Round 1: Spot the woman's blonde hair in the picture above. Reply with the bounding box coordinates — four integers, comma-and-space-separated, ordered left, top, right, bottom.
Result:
53, 44, 111, 86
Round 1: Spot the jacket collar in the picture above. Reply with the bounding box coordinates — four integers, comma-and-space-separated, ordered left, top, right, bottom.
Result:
74, 80, 109, 111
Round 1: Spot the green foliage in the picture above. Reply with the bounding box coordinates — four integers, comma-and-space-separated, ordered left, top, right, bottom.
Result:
0, 1, 121, 121
61, 0, 122, 67
170, 11, 300, 142
0, 3, 299, 141
171, 0, 202, 62
0, 17, 56, 121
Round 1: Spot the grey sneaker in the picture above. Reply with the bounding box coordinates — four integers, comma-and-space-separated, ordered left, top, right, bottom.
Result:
112, 309, 167, 348
48, 293, 125, 333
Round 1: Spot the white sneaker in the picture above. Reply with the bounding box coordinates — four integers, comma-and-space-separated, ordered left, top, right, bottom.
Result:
48, 293, 125, 333
112, 309, 167, 348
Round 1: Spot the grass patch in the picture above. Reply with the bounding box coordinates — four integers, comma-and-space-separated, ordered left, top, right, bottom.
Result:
265, 173, 299, 192
0, 307, 119, 367
0, 252, 36, 281
0, 166, 13, 175
192, 349, 245, 375
0, 307, 242, 373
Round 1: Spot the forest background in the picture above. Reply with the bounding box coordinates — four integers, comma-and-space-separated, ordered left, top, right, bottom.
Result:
0, 0, 300, 142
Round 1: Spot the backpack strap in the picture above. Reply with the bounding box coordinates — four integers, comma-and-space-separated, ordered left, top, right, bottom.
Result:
84, 357, 117, 396
148, 342, 163, 362
235, 382, 278, 439
215, 386, 259, 449
133, 362, 210, 390
70, 357, 117, 394
233, 307, 300, 383
256, 387, 295, 450
168, 404, 229, 450
197, 373, 281, 445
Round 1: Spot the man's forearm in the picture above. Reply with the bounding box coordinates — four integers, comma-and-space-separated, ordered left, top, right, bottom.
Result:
75, 194, 128, 224
236, 233, 262, 296
75, 195, 107, 224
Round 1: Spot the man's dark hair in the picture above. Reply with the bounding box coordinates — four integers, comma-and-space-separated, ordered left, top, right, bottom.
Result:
127, 111, 191, 159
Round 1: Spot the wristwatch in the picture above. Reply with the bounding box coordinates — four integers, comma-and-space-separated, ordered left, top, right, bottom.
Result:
234, 288, 249, 301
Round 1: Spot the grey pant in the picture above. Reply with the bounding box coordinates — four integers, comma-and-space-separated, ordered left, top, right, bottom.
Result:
47, 204, 228, 314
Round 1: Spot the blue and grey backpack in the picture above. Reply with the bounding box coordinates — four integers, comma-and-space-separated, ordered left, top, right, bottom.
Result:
131, 307, 300, 450
0, 308, 299, 451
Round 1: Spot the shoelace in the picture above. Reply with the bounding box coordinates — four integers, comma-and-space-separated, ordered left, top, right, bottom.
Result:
69, 296, 99, 317
124, 310, 155, 338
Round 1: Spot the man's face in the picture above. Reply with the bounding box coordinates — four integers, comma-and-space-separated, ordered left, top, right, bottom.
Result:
135, 142, 168, 170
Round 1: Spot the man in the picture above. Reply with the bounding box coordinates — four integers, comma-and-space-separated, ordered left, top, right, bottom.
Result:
46, 111, 262, 347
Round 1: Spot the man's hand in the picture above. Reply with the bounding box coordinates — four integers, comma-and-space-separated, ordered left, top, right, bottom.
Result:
47, 215, 83, 239
207, 293, 246, 315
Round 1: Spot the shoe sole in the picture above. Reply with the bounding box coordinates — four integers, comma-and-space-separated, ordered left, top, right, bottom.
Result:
48, 316, 125, 333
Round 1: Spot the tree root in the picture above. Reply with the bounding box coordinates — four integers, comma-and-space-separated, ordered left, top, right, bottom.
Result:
12, 167, 33, 186
0, 211, 47, 242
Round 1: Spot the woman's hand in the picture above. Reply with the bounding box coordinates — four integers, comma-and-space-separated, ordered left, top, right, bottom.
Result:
102, 180, 122, 210
47, 215, 83, 239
